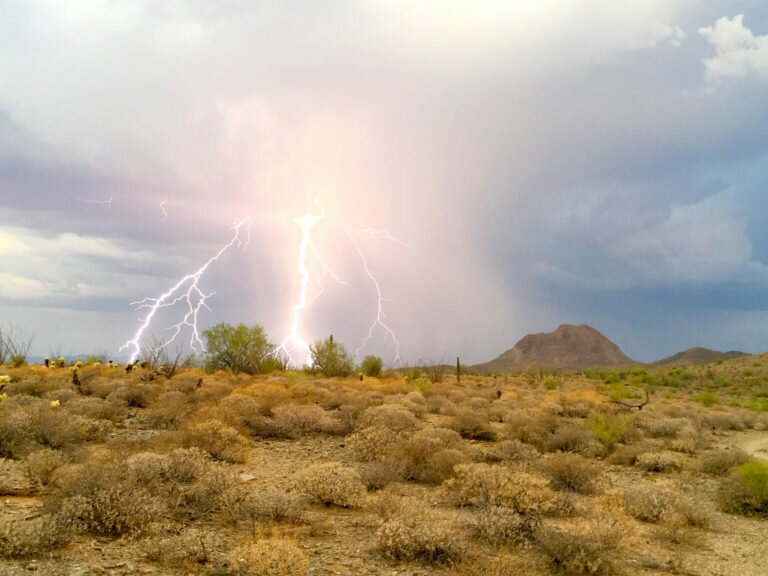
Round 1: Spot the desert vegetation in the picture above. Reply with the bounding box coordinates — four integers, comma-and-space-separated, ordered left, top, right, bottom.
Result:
0, 347, 767, 575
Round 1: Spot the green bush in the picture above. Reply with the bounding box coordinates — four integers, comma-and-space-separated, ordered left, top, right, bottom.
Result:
202, 323, 276, 374
586, 413, 627, 452
310, 336, 354, 377
694, 392, 717, 407
719, 460, 768, 516
543, 453, 598, 494
360, 355, 383, 377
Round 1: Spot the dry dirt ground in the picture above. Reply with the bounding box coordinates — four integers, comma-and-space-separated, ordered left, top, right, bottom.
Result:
739, 431, 768, 461
1, 367, 767, 576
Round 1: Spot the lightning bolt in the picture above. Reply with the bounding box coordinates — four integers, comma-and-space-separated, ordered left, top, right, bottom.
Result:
348, 227, 410, 248
274, 207, 346, 367
120, 218, 251, 363
159, 201, 168, 222
79, 196, 113, 208
348, 232, 403, 363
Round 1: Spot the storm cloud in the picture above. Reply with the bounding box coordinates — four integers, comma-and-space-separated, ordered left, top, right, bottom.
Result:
2, 1, 768, 363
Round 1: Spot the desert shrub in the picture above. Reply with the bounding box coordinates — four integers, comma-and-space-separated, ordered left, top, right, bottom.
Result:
347, 425, 404, 462
31, 406, 107, 450
635, 451, 684, 473
78, 376, 121, 399
401, 390, 428, 410
392, 427, 467, 484
220, 486, 304, 526
66, 397, 127, 422
180, 419, 249, 463
694, 392, 717, 407
719, 460, 768, 516
127, 449, 232, 521
43, 388, 78, 404
229, 538, 309, 576
360, 355, 383, 377
701, 412, 746, 431
26, 447, 67, 487
444, 463, 556, 516
378, 511, 465, 565
357, 404, 420, 432
669, 498, 712, 530
505, 411, 558, 448
271, 403, 343, 435
6, 378, 60, 398
621, 487, 671, 523
146, 391, 192, 428
586, 413, 628, 452
358, 461, 408, 490
295, 462, 366, 507
0, 405, 35, 457
56, 484, 161, 537
454, 553, 540, 576
450, 409, 497, 441
201, 394, 264, 428
699, 449, 751, 476
606, 444, 646, 466
473, 505, 540, 547
53, 448, 230, 525
490, 439, 540, 463
145, 527, 225, 567
637, 416, 688, 438
106, 383, 156, 408
545, 425, 599, 455
543, 453, 598, 494
0, 514, 68, 558
536, 522, 621, 575
0, 457, 33, 495
667, 426, 703, 454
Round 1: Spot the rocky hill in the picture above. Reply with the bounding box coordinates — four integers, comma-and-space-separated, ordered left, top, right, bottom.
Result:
475, 323, 635, 372
652, 347, 748, 367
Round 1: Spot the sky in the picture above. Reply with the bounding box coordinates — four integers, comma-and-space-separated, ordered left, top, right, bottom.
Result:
2, 0, 768, 365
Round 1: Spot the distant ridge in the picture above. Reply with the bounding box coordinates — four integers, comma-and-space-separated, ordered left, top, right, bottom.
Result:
474, 324, 635, 372
652, 347, 748, 367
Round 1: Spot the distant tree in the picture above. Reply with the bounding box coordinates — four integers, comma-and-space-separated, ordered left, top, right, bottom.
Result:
0, 325, 33, 368
202, 323, 276, 374
310, 335, 354, 377
360, 355, 383, 377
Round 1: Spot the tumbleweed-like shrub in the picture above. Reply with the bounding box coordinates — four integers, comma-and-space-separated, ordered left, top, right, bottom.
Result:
229, 538, 309, 576
378, 510, 466, 565
473, 505, 540, 547
536, 521, 621, 575
179, 419, 249, 463
444, 463, 556, 516
543, 453, 598, 494
295, 462, 366, 507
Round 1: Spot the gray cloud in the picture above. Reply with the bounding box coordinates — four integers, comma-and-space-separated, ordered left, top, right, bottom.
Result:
2, 1, 768, 362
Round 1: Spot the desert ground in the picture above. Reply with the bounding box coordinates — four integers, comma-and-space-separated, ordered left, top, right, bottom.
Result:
1, 358, 767, 576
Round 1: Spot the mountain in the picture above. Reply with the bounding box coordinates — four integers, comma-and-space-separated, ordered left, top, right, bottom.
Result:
652, 347, 748, 367
474, 324, 635, 372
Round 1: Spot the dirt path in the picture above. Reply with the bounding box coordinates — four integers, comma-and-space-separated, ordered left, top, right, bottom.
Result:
738, 430, 768, 461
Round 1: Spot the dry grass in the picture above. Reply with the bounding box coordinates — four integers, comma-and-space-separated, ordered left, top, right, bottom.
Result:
0, 361, 765, 574
377, 506, 466, 565
229, 538, 309, 576
536, 520, 622, 575
543, 453, 598, 494
295, 461, 367, 507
